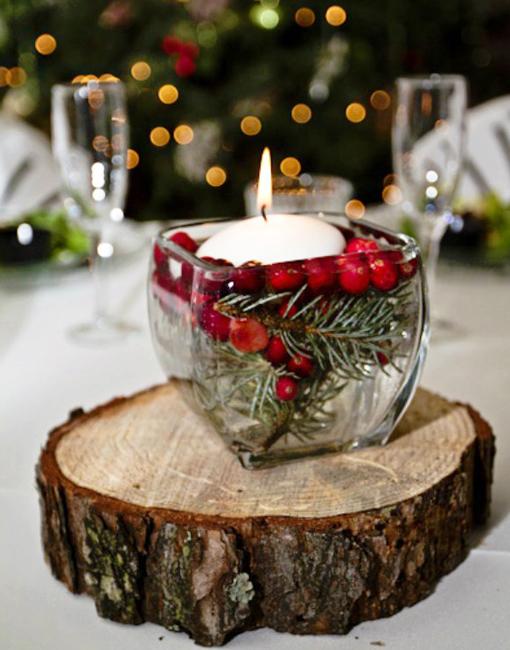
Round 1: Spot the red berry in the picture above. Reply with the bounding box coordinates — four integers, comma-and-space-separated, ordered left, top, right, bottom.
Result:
377, 351, 390, 366
278, 300, 298, 318
287, 354, 314, 377
229, 318, 269, 353
162, 36, 183, 55
199, 303, 230, 341
201, 256, 231, 266
180, 41, 199, 59
232, 266, 265, 294
304, 257, 336, 294
345, 237, 379, 254
174, 278, 191, 302
267, 262, 306, 292
181, 261, 194, 288
276, 376, 299, 401
152, 270, 174, 293
399, 257, 418, 279
336, 255, 370, 295
266, 336, 289, 366
175, 54, 196, 77
170, 231, 198, 253
369, 254, 399, 292
153, 243, 167, 267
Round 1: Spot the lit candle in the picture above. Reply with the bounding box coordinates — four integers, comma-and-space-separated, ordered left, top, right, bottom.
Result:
197, 148, 345, 266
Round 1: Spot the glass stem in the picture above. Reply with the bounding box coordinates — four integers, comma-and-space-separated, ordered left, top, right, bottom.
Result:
417, 215, 448, 312
90, 233, 109, 327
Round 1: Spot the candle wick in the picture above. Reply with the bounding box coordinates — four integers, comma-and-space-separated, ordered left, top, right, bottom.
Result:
261, 205, 267, 221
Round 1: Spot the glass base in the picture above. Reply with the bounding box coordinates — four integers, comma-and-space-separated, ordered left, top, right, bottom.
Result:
67, 318, 139, 345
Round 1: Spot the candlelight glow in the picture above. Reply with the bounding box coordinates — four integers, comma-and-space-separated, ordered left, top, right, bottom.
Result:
257, 147, 272, 212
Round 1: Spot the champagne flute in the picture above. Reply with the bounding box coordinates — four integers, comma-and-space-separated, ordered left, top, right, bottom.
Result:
52, 80, 136, 343
392, 74, 467, 330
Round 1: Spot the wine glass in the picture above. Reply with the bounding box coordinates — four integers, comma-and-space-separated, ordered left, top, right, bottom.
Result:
51, 80, 136, 343
392, 74, 467, 330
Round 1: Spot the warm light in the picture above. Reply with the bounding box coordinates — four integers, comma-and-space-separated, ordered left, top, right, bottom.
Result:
92, 135, 109, 153
382, 184, 402, 205
71, 75, 84, 84
130, 61, 151, 81
291, 103, 312, 124
7, 67, 27, 87
345, 102, 366, 123
345, 199, 365, 219
0, 67, 8, 87
383, 173, 397, 186
150, 126, 171, 147
325, 5, 347, 26
174, 124, 194, 145
88, 88, 105, 110
370, 90, 391, 110
82, 74, 99, 82
158, 84, 179, 104
99, 73, 120, 83
295, 7, 315, 27
126, 149, 139, 169
35, 34, 57, 55
240, 115, 262, 136
280, 157, 302, 177
205, 166, 227, 187
257, 147, 272, 212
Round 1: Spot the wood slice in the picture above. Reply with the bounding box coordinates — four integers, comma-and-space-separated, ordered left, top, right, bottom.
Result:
37, 382, 495, 646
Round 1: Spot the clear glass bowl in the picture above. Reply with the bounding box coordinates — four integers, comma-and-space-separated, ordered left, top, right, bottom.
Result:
148, 213, 429, 469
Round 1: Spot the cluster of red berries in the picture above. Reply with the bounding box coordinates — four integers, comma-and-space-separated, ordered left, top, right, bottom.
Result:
153, 230, 418, 401
162, 36, 199, 77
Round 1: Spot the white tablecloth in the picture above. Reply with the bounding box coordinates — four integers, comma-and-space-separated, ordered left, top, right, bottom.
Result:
1, 238, 509, 650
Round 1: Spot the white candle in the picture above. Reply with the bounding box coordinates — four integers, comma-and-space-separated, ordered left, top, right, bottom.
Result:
197, 148, 345, 266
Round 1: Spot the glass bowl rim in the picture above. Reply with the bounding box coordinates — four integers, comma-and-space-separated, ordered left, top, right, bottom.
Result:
155, 211, 421, 271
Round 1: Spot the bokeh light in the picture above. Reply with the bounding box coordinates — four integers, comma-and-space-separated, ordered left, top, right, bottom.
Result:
280, 157, 301, 177
291, 103, 312, 124
7, 67, 27, 87
174, 124, 194, 145
99, 73, 120, 83
130, 61, 151, 81
150, 126, 171, 147
383, 173, 397, 186
250, 5, 280, 29
345, 199, 365, 218
0, 67, 8, 87
92, 135, 109, 153
35, 34, 57, 55
370, 90, 391, 110
240, 115, 262, 136
126, 149, 140, 169
158, 84, 179, 104
295, 8, 315, 27
345, 102, 366, 123
325, 5, 347, 26
382, 185, 402, 205
205, 166, 227, 187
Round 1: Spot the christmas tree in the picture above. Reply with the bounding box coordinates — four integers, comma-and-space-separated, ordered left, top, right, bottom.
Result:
0, 0, 506, 221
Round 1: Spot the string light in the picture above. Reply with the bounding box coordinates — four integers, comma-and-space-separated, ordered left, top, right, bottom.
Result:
280, 157, 301, 177
7, 67, 27, 87
345, 102, 366, 123
82, 74, 99, 82
295, 7, 315, 27
370, 90, 391, 110
291, 103, 312, 124
250, 5, 280, 29
126, 149, 139, 169
150, 126, 171, 147
205, 166, 227, 187
325, 5, 347, 26
35, 34, 57, 55
130, 61, 151, 81
345, 199, 365, 219
240, 115, 262, 136
382, 185, 402, 205
174, 124, 194, 145
0, 67, 8, 87
158, 84, 179, 104
99, 73, 120, 83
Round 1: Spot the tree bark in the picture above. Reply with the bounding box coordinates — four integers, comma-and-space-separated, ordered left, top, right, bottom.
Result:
36, 382, 495, 646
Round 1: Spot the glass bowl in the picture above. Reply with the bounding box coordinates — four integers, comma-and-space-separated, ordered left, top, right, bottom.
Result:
148, 213, 429, 469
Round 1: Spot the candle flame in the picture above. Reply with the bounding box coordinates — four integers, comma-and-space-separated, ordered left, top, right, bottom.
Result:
257, 147, 272, 214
